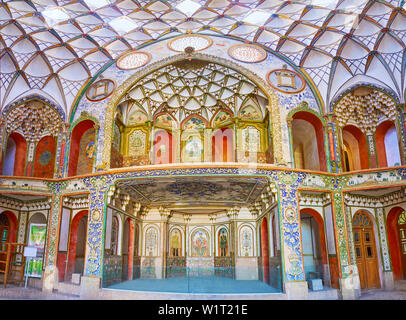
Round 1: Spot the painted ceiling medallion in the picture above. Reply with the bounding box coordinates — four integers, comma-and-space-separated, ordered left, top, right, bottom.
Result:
227, 44, 267, 63
86, 78, 116, 102
266, 66, 305, 94
116, 51, 152, 70
168, 34, 213, 52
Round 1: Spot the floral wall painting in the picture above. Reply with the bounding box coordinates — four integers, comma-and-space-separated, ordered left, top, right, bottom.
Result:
239, 105, 261, 121
191, 229, 209, 257
170, 229, 182, 257
145, 227, 158, 257
155, 113, 177, 129
128, 130, 146, 157
212, 109, 232, 127
242, 126, 260, 153
182, 116, 205, 130
240, 226, 254, 257
183, 134, 203, 162
127, 109, 148, 125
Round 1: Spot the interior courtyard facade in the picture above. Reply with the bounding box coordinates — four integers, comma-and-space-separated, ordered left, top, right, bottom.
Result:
1, 0, 406, 300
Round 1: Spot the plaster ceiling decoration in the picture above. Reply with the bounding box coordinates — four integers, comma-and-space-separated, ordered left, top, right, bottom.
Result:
334, 87, 397, 134
116, 176, 268, 207
227, 44, 267, 63
5, 100, 61, 142
116, 50, 151, 70
1, 0, 406, 115
118, 58, 268, 125
167, 34, 213, 52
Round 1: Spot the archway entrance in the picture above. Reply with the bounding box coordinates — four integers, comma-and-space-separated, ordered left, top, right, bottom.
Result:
387, 207, 406, 279
66, 210, 88, 281
352, 211, 380, 289
300, 210, 330, 286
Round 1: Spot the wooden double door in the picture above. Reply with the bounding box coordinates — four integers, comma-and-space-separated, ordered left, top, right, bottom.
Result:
353, 212, 380, 290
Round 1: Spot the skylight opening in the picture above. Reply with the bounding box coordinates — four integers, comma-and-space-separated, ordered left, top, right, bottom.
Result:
243, 10, 271, 26
176, 0, 201, 17
84, 0, 111, 10
108, 16, 138, 35
42, 6, 70, 27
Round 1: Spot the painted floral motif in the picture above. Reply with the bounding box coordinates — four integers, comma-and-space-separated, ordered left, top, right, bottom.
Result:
240, 105, 261, 121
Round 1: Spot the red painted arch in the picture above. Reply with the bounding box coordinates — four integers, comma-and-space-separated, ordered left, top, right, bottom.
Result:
299, 208, 328, 266
342, 125, 369, 170
292, 111, 327, 171
7, 132, 27, 176
68, 120, 95, 177
0, 210, 18, 243
66, 210, 88, 280
387, 206, 404, 280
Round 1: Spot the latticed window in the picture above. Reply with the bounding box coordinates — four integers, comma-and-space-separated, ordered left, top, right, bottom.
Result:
398, 211, 406, 254
353, 211, 372, 228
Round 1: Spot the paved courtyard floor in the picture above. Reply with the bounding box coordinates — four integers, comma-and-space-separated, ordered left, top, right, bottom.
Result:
0, 284, 405, 300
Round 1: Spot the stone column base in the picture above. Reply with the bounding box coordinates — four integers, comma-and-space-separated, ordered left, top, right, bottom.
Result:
80, 276, 101, 299
285, 281, 309, 300
383, 271, 395, 290
339, 276, 361, 300
42, 265, 58, 294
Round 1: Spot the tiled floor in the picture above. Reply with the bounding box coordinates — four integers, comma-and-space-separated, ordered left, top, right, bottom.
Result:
0, 283, 406, 300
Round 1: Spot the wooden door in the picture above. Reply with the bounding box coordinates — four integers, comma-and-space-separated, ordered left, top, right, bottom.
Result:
397, 212, 406, 277
353, 212, 380, 290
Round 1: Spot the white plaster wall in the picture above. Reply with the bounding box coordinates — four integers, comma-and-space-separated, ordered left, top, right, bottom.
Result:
384, 126, 401, 166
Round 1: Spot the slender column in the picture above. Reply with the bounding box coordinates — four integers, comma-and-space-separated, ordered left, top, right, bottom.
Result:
277, 175, 308, 299
375, 206, 394, 289
324, 114, 341, 173
343, 203, 361, 297
331, 191, 356, 299
0, 117, 6, 170
397, 109, 406, 165
80, 176, 112, 298
366, 133, 378, 168
56, 123, 70, 178
42, 182, 64, 293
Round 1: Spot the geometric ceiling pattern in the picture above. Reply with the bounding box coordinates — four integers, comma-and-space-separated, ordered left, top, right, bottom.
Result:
119, 59, 268, 125
1, 0, 406, 116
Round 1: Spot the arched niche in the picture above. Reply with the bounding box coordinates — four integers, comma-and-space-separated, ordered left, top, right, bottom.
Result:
342, 125, 369, 171
2, 132, 27, 176
299, 208, 329, 285
33, 135, 57, 178
153, 129, 173, 164
375, 120, 401, 168
66, 210, 88, 280
101, 53, 282, 169
0, 211, 18, 245
68, 119, 96, 176
387, 207, 406, 280
291, 111, 326, 171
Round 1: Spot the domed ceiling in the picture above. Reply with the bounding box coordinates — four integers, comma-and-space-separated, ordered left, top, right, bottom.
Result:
1, 0, 406, 116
